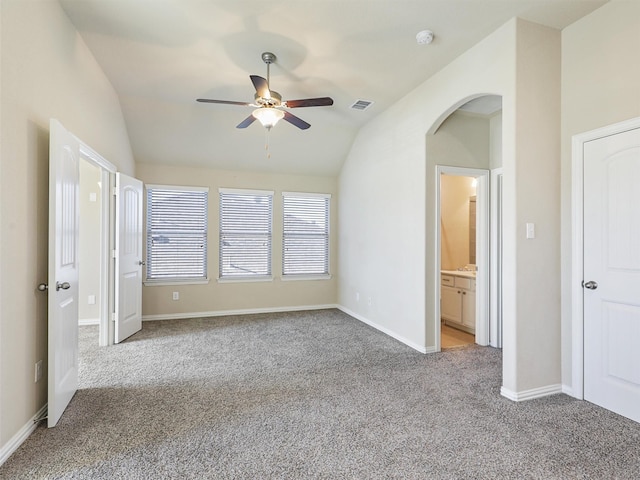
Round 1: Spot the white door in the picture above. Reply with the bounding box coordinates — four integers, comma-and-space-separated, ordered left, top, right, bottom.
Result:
114, 173, 144, 343
48, 120, 80, 427
583, 126, 640, 423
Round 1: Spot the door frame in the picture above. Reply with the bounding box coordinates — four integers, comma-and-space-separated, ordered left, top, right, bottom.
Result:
78, 142, 116, 347
571, 115, 640, 400
435, 165, 490, 351
490, 167, 503, 348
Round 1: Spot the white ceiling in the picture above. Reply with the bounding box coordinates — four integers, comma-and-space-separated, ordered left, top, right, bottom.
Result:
59, 0, 606, 176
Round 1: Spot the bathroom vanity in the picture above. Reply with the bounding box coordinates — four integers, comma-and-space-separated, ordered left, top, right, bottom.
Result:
440, 270, 476, 334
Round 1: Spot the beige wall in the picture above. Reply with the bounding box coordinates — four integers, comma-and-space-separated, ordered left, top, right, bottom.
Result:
490, 112, 503, 169
78, 159, 102, 323
509, 20, 561, 393
0, 0, 134, 450
339, 19, 516, 353
339, 18, 562, 394
429, 111, 491, 170
560, 0, 640, 390
440, 176, 476, 270
136, 164, 338, 317
427, 111, 491, 271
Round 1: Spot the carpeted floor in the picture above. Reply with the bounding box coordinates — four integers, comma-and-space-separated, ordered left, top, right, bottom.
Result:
2, 309, 640, 479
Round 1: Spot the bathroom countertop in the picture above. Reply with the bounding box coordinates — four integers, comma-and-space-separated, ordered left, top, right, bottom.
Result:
441, 270, 476, 279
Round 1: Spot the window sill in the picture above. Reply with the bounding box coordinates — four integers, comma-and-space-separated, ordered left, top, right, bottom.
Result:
144, 278, 210, 287
217, 276, 274, 284
280, 274, 332, 281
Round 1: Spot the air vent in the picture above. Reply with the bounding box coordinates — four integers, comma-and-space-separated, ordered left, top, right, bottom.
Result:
350, 99, 374, 111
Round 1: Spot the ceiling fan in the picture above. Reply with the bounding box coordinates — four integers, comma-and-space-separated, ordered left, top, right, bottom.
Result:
197, 52, 333, 131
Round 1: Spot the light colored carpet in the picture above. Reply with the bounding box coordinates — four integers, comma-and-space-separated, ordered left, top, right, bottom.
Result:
2, 309, 640, 479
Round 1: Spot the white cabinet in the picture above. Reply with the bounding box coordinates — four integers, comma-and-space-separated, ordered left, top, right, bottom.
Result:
440, 274, 475, 334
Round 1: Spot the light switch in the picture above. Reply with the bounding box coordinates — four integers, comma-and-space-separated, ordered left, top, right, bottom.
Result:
89, 192, 97, 202
526, 223, 535, 239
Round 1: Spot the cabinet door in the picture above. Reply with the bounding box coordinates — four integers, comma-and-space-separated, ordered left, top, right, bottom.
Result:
461, 290, 476, 329
441, 285, 462, 323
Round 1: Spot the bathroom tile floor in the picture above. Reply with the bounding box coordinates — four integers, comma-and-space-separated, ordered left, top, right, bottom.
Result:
441, 323, 475, 349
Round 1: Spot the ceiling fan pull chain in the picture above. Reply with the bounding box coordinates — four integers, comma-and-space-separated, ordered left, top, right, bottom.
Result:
265, 128, 271, 159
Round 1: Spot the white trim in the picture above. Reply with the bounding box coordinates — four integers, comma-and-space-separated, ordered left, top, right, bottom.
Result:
78, 318, 100, 326
562, 384, 575, 397
338, 305, 428, 354
142, 304, 338, 322
217, 276, 273, 284
281, 191, 331, 198
146, 184, 208, 192
0, 404, 47, 466
489, 168, 503, 348
79, 143, 116, 173
570, 116, 640, 401
280, 274, 332, 281
219, 187, 274, 196
144, 278, 210, 287
500, 384, 563, 402
435, 166, 490, 352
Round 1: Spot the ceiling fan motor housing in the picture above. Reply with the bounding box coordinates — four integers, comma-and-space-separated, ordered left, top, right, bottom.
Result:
255, 90, 282, 107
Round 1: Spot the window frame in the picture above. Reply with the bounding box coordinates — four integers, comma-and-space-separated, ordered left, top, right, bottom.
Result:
218, 188, 274, 283
144, 184, 209, 286
282, 191, 331, 280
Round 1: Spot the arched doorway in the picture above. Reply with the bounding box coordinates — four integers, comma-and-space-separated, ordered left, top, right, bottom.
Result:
425, 94, 503, 352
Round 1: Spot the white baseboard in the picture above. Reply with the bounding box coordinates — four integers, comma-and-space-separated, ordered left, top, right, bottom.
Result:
337, 305, 427, 354
78, 318, 100, 326
0, 404, 47, 466
142, 304, 338, 322
500, 384, 563, 402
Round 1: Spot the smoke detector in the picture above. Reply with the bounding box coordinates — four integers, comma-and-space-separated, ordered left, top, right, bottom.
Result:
416, 30, 434, 45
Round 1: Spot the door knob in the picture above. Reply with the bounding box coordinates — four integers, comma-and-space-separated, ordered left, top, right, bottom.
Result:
56, 281, 71, 291
38, 283, 48, 291
138, 260, 146, 266
583, 280, 598, 290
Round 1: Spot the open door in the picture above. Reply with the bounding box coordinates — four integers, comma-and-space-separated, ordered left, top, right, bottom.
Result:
48, 119, 80, 427
114, 172, 144, 343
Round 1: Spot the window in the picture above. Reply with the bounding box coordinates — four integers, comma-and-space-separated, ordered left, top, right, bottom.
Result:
282, 192, 330, 277
219, 189, 273, 280
146, 185, 208, 282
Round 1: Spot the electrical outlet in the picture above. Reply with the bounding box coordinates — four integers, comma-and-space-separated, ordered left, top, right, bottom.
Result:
172, 291, 179, 301
356, 292, 360, 302
35, 360, 43, 383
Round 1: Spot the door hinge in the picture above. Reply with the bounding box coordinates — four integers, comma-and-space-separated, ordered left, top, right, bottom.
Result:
111, 312, 117, 322
112, 187, 118, 196
112, 249, 117, 259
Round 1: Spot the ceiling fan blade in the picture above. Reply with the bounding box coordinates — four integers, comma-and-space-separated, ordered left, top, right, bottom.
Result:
236, 115, 257, 129
283, 111, 310, 130
250, 75, 271, 99
197, 98, 251, 106
285, 97, 334, 108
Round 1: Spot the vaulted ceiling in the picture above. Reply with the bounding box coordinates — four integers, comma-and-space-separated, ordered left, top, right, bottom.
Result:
60, 0, 607, 176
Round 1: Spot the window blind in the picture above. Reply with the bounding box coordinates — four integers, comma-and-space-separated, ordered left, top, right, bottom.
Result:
282, 193, 330, 276
219, 190, 273, 278
146, 186, 208, 280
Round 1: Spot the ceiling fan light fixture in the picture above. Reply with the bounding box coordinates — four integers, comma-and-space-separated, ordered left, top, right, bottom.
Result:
252, 107, 284, 129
